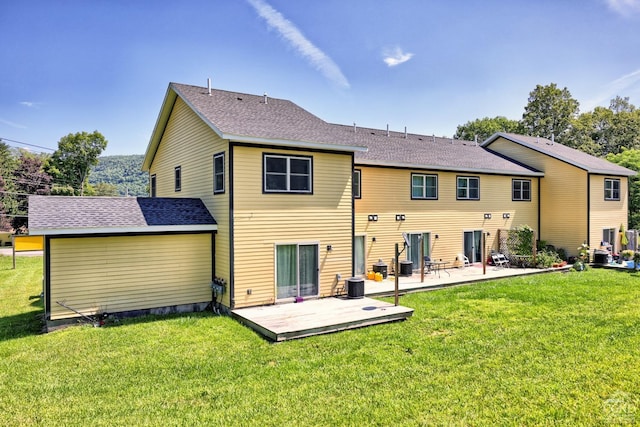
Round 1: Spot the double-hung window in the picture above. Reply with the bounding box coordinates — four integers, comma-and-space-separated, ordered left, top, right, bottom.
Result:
353, 170, 361, 198
174, 166, 181, 192
264, 154, 312, 193
213, 152, 225, 194
411, 173, 438, 199
512, 179, 531, 201
457, 176, 479, 200
150, 174, 157, 197
604, 178, 620, 201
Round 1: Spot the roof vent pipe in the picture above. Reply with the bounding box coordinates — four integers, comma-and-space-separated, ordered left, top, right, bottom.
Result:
474, 134, 478, 146
404, 126, 407, 139
264, 92, 268, 104
353, 122, 357, 133
432, 134, 436, 143
207, 78, 212, 96
387, 124, 389, 137
551, 133, 555, 145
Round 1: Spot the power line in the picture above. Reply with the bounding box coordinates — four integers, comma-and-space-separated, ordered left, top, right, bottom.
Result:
0, 137, 56, 152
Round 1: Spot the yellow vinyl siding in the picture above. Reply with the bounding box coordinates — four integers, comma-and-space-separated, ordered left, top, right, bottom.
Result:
355, 165, 539, 268
148, 97, 231, 306
49, 234, 212, 320
589, 176, 628, 253
488, 137, 588, 255
232, 146, 353, 308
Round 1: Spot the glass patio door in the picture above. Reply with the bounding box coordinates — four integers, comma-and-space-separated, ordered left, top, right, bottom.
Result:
276, 244, 319, 300
464, 230, 482, 263
408, 232, 431, 269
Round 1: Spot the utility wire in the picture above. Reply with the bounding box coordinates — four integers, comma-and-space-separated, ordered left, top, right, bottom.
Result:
0, 137, 56, 152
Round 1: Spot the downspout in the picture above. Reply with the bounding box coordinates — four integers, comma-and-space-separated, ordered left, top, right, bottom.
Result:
587, 174, 591, 249
44, 236, 51, 321
537, 176, 541, 242
351, 153, 355, 277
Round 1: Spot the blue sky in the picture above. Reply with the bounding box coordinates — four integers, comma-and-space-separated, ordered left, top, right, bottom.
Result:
1, 0, 640, 156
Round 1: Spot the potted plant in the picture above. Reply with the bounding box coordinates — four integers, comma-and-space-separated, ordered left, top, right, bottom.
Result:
621, 249, 634, 261
573, 243, 590, 272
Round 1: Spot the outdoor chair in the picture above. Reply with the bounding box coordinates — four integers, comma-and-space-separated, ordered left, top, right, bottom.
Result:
491, 253, 510, 269
424, 256, 432, 274
456, 253, 470, 267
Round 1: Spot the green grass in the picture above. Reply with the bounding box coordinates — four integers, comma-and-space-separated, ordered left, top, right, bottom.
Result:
1, 255, 639, 426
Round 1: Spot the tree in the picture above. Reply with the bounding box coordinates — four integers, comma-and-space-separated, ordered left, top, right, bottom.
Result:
93, 182, 119, 196
0, 141, 18, 230
521, 83, 579, 143
454, 116, 523, 142
606, 148, 640, 229
565, 97, 640, 156
49, 131, 108, 196
12, 151, 52, 229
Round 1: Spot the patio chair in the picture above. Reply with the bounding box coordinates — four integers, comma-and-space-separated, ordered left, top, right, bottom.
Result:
456, 253, 470, 267
424, 256, 432, 274
491, 253, 510, 269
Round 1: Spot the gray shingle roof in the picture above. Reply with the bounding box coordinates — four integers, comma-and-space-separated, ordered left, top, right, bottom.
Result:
146, 83, 631, 177
483, 133, 637, 176
171, 83, 368, 151
167, 83, 541, 175
348, 125, 542, 175
29, 196, 216, 235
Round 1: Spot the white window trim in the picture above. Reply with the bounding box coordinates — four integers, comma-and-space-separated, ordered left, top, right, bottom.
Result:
411, 173, 438, 200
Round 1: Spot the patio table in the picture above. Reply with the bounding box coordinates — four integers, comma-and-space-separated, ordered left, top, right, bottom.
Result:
426, 261, 450, 278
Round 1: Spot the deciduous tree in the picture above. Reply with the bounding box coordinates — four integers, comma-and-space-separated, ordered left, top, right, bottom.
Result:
454, 116, 522, 142
521, 83, 579, 143
49, 131, 108, 196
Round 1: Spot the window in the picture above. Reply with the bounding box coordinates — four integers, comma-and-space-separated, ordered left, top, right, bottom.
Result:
605, 178, 620, 201
150, 174, 157, 198
264, 154, 312, 193
174, 166, 181, 192
353, 170, 361, 198
457, 176, 479, 200
276, 243, 319, 299
411, 173, 438, 199
512, 179, 531, 201
214, 152, 225, 194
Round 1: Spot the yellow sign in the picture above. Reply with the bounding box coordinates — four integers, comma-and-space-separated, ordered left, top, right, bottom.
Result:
14, 235, 44, 252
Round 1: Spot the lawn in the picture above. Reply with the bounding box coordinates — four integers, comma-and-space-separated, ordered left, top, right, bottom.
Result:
1, 255, 639, 426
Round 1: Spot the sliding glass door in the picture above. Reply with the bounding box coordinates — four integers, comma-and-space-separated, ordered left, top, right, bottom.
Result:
464, 230, 482, 263
408, 232, 431, 269
276, 244, 319, 300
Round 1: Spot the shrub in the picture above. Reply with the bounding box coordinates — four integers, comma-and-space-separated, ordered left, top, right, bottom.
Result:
536, 250, 561, 268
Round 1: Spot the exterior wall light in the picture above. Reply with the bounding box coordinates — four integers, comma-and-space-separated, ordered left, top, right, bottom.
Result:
368, 214, 378, 222
503, 213, 510, 219
484, 213, 492, 219
395, 214, 406, 221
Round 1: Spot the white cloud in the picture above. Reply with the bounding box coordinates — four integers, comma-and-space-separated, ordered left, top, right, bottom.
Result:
605, 0, 640, 16
20, 101, 42, 108
0, 118, 27, 129
383, 46, 414, 67
582, 68, 640, 111
247, 0, 349, 89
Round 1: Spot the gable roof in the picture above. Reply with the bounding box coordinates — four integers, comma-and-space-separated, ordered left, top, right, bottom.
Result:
144, 83, 543, 176
29, 196, 217, 236
483, 133, 637, 177
143, 83, 368, 170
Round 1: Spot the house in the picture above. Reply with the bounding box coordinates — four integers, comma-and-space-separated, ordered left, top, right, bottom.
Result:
29, 82, 636, 322
483, 133, 635, 255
